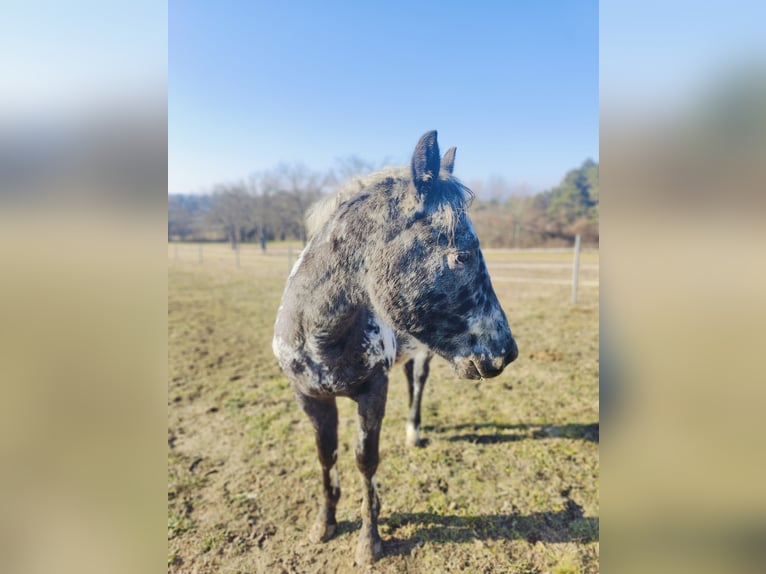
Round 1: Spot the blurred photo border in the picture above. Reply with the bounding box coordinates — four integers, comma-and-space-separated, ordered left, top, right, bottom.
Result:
1, 1, 765, 573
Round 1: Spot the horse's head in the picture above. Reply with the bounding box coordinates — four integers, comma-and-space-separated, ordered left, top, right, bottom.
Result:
369, 131, 518, 379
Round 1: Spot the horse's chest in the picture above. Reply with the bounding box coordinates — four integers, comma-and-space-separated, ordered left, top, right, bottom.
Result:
275, 311, 397, 396
312, 312, 396, 392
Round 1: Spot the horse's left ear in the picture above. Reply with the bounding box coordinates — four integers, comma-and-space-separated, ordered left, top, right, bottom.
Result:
411, 130, 441, 195
441, 147, 456, 174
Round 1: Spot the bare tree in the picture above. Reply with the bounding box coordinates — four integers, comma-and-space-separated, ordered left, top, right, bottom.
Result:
329, 155, 377, 186
248, 172, 284, 251
168, 195, 197, 241
206, 182, 256, 249
260, 163, 330, 245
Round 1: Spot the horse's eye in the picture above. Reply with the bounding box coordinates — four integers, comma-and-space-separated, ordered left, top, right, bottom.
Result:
455, 251, 472, 265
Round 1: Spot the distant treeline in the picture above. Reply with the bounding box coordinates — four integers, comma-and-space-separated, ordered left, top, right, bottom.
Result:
168, 158, 598, 249
471, 159, 598, 247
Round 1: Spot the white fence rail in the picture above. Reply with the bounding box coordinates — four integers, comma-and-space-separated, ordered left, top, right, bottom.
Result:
169, 236, 598, 302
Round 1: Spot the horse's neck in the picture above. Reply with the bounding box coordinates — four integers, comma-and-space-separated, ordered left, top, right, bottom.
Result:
302, 198, 401, 332
300, 235, 369, 325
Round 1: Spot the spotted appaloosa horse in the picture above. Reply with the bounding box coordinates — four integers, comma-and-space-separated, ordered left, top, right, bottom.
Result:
272, 131, 518, 564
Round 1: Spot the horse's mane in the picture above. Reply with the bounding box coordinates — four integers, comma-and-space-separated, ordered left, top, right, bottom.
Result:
305, 166, 473, 240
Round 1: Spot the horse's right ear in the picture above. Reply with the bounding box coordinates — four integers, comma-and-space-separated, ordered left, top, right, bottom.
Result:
441, 147, 456, 174
411, 130, 441, 195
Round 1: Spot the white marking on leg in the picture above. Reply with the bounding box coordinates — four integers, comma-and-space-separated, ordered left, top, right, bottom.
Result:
331, 466, 339, 490
406, 422, 419, 446
413, 348, 429, 370
371, 474, 379, 497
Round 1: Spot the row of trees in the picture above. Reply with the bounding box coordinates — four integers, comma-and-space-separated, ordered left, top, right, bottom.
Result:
169, 157, 381, 248
471, 159, 599, 247
168, 158, 598, 249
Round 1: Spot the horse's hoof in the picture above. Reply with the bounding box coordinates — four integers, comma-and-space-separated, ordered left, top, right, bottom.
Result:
309, 519, 337, 543
406, 427, 428, 448
406, 438, 428, 448
354, 534, 383, 565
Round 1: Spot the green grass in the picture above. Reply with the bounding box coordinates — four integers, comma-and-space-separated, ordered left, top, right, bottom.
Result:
168, 249, 599, 573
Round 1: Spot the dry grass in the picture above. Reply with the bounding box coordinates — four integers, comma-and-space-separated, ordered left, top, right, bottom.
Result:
168, 245, 599, 573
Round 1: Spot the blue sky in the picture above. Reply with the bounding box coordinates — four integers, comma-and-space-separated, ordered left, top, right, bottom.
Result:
170, 1, 598, 194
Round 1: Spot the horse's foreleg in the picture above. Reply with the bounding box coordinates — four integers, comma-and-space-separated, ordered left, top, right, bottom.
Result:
297, 394, 340, 543
404, 354, 430, 447
353, 377, 387, 565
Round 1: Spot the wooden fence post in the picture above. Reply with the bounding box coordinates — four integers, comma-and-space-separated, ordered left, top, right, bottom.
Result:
571, 234, 581, 304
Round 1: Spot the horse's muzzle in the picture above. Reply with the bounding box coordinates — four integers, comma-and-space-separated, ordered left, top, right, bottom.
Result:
457, 338, 518, 380
505, 338, 519, 365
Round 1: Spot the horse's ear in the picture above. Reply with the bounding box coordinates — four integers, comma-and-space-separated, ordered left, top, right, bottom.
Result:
441, 147, 456, 174
411, 130, 441, 195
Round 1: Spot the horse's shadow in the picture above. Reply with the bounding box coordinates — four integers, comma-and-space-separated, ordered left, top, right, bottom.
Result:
424, 422, 599, 444
334, 501, 599, 557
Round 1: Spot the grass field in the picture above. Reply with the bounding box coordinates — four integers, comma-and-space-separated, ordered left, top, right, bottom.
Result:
168, 244, 599, 573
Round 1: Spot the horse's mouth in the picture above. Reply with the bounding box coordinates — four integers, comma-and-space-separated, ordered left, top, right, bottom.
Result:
454, 357, 508, 380
454, 358, 485, 380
